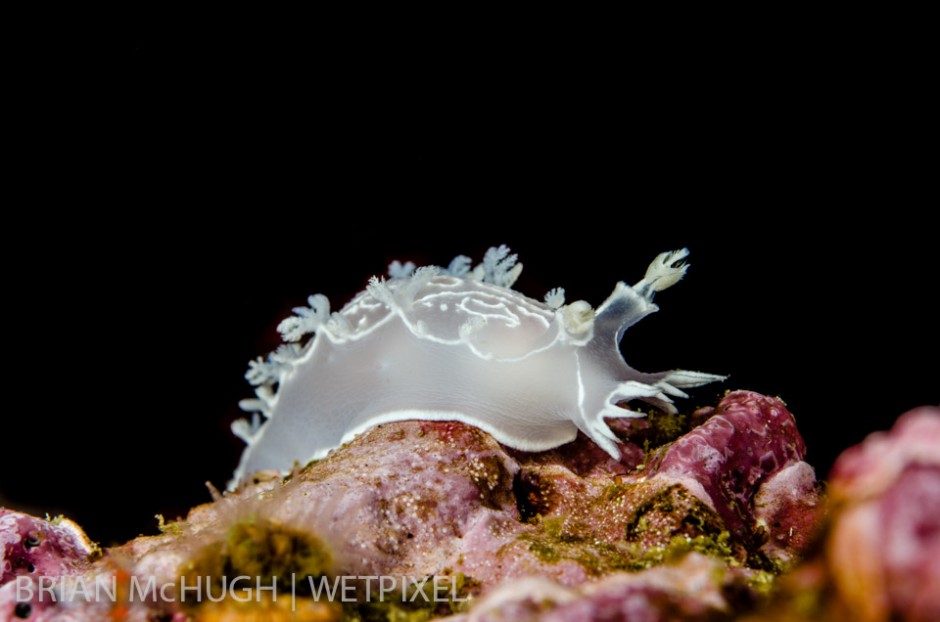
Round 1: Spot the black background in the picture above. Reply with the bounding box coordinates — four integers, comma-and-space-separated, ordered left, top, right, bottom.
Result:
1, 27, 936, 545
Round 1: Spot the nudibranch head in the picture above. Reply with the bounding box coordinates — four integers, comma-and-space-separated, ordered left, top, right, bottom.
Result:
231, 245, 724, 486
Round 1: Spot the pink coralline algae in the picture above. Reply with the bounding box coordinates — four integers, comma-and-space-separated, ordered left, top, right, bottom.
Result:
509, 390, 821, 573
7, 396, 938, 620
0, 511, 98, 621
739, 406, 940, 622
648, 392, 812, 548
0, 510, 95, 585
446, 553, 745, 622
0, 390, 829, 621
825, 407, 940, 622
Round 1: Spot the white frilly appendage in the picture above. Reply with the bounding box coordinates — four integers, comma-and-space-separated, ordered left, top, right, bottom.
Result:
471, 244, 523, 288
231, 413, 262, 444
232, 297, 331, 445
387, 260, 416, 279
277, 294, 331, 342
544, 287, 566, 309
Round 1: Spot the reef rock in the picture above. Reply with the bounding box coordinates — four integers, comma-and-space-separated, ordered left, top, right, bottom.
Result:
446, 553, 748, 622
0, 511, 98, 621
1, 391, 826, 621
826, 407, 940, 622
742, 405, 940, 622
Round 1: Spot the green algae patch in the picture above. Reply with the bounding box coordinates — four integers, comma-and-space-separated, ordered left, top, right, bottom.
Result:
518, 481, 753, 576
182, 519, 333, 597
519, 514, 638, 575
343, 573, 473, 622
182, 522, 472, 621
625, 485, 726, 542
644, 410, 690, 448
628, 532, 735, 570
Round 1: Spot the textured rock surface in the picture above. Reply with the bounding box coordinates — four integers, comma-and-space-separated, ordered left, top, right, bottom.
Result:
446, 553, 746, 622
0, 511, 99, 621
743, 406, 940, 622
826, 407, 940, 622
0, 511, 96, 585
509, 391, 821, 575
753, 461, 820, 565
649, 393, 808, 540
0, 391, 826, 620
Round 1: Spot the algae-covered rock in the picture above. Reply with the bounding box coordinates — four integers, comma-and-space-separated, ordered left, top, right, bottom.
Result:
1, 391, 830, 620
741, 406, 940, 622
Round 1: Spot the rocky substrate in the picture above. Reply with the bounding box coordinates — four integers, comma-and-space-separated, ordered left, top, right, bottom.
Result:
2, 391, 937, 621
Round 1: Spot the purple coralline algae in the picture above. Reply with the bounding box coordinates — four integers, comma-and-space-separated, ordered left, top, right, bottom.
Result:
825, 407, 940, 622
739, 406, 940, 622
1, 390, 828, 620
649, 392, 818, 564
0, 511, 98, 621
0, 511, 95, 585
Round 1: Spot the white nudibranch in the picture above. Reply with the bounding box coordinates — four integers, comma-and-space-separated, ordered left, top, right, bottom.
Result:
231, 245, 725, 486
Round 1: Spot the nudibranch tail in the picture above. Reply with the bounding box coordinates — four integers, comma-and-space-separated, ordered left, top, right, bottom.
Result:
230, 246, 725, 486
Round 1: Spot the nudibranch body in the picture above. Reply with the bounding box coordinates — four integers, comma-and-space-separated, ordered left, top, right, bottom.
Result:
232, 246, 724, 485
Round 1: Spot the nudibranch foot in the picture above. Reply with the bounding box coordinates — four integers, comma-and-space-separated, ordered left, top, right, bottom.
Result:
231, 246, 725, 486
